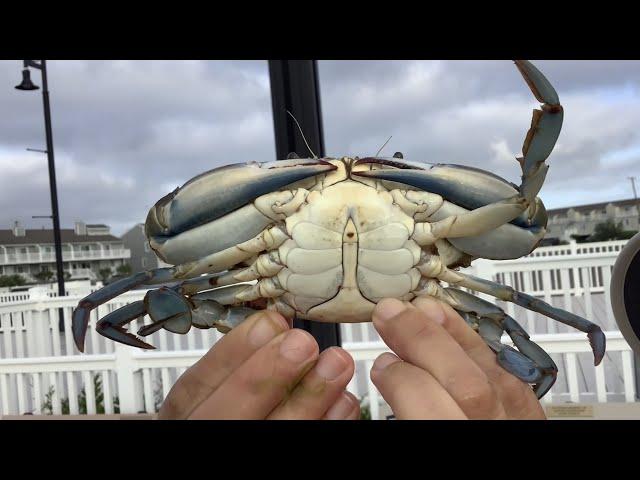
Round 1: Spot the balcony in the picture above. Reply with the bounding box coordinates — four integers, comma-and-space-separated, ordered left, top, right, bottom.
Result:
0, 249, 131, 265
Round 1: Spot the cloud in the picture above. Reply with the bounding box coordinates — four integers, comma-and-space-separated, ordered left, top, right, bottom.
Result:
0, 59, 639, 240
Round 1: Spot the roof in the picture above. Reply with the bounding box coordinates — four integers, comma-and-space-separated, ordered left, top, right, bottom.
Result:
0, 229, 121, 246
547, 198, 640, 217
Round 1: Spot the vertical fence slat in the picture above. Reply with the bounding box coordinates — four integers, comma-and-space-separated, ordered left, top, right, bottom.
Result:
32, 373, 42, 414
622, 351, 635, 402
142, 368, 154, 413
359, 323, 369, 343
199, 328, 209, 350
595, 363, 607, 403
82, 371, 97, 415
90, 307, 100, 354
582, 267, 593, 322
565, 353, 581, 403
602, 266, 614, 329
49, 372, 61, 415
342, 324, 354, 344
2, 313, 14, 358
15, 313, 25, 358
102, 371, 114, 414
187, 330, 196, 351
0, 374, 9, 415
16, 373, 25, 414
365, 360, 379, 420
67, 372, 79, 415
63, 307, 74, 355
161, 368, 171, 399
50, 309, 61, 356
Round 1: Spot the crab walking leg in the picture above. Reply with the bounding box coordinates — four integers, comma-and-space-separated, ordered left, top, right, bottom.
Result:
73, 223, 288, 351
214, 251, 284, 286
72, 267, 181, 351
436, 286, 558, 398
442, 270, 606, 366
173, 225, 290, 279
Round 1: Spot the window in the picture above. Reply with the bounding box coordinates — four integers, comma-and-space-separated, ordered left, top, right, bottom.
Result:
144, 242, 150, 253
141, 258, 147, 268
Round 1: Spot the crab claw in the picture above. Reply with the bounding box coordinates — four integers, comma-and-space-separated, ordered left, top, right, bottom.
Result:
145, 158, 337, 240
143, 287, 193, 335
95, 301, 155, 350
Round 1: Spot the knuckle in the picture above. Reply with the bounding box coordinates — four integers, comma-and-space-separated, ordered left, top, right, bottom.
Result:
454, 377, 497, 410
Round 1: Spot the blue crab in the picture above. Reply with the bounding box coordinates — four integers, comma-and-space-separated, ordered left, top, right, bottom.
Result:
73, 60, 605, 398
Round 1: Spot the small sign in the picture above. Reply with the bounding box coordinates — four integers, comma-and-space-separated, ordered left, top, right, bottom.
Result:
546, 404, 595, 418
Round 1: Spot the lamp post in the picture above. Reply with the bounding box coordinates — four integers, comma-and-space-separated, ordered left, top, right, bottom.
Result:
268, 60, 341, 352
15, 60, 66, 298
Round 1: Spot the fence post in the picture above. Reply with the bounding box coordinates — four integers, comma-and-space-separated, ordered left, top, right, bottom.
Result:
570, 239, 578, 256
114, 343, 137, 414
29, 287, 50, 357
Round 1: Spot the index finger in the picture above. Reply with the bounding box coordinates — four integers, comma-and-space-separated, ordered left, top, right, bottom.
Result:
158, 310, 289, 419
412, 297, 544, 419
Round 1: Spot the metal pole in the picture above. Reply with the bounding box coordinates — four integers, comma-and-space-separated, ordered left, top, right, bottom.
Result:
628, 176, 640, 399
40, 61, 66, 299
268, 60, 341, 351
629, 176, 640, 226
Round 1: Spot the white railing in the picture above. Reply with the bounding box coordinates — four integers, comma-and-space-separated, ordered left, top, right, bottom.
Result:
0, 239, 637, 419
1, 249, 131, 265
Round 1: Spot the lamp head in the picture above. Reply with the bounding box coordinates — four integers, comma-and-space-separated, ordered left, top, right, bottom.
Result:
15, 69, 39, 91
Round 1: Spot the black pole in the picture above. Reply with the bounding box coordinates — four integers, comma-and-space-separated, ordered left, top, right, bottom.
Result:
40, 61, 66, 299
268, 60, 341, 351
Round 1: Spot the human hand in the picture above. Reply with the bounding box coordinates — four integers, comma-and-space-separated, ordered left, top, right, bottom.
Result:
369, 297, 546, 420
159, 311, 359, 420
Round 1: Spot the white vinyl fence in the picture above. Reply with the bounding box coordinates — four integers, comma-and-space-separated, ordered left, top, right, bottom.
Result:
0, 240, 636, 419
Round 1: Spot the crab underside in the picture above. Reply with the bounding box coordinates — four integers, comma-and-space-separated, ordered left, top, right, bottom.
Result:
72, 60, 605, 399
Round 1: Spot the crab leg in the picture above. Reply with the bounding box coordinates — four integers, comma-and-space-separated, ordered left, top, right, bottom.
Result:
355, 60, 562, 234
442, 271, 606, 366
72, 231, 284, 351
436, 287, 558, 398
72, 267, 179, 351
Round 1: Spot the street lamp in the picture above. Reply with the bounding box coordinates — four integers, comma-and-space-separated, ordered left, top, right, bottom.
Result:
15, 60, 66, 298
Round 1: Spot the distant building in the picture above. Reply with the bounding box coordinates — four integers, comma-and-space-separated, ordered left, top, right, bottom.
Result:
121, 223, 170, 274
0, 221, 131, 283
545, 198, 640, 243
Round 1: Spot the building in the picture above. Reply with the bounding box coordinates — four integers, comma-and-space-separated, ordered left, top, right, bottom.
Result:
121, 223, 170, 274
545, 198, 640, 243
0, 221, 131, 283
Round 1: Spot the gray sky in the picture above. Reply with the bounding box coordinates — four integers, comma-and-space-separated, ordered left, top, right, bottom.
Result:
1, 60, 639, 236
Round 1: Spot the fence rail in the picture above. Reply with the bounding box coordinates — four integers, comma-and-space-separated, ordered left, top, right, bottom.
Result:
0, 239, 637, 419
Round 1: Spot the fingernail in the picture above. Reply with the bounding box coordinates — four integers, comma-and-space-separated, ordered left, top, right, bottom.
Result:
248, 314, 287, 348
373, 298, 407, 323
324, 393, 357, 420
372, 352, 400, 371
279, 329, 317, 363
314, 348, 349, 381
413, 297, 446, 325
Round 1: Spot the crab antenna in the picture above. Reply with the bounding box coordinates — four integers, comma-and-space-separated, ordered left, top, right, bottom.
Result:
375, 136, 393, 157
286, 110, 317, 159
